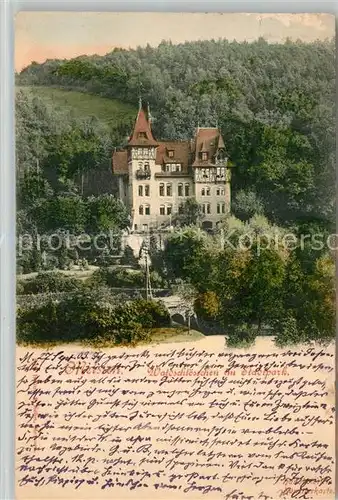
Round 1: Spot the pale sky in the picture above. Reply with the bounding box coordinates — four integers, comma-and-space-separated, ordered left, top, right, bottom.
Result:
15, 12, 335, 72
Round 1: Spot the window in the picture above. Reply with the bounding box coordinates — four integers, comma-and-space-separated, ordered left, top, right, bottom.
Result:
175, 164, 181, 172
185, 184, 190, 196
159, 183, 164, 196
138, 185, 143, 196
202, 186, 210, 196
168, 150, 174, 158
166, 183, 172, 196
161, 164, 166, 172
134, 224, 138, 231
145, 204, 150, 215
217, 203, 226, 214
143, 148, 149, 158
160, 205, 165, 215
202, 203, 211, 215
202, 152, 208, 161
138, 132, 147, 139
167, 204, 172, 215
138, 148, 142, 157
201, 188, 205, 196
139, 205, 144, 215
216, 188, 225, 196
178, 183, 183, 196
144, 162, 150, 172
138, 162, 143, 169
145, 185, 150, 196
165, 164, 171, 172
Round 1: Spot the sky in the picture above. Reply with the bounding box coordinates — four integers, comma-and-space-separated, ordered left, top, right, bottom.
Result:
15, 12, 335, 72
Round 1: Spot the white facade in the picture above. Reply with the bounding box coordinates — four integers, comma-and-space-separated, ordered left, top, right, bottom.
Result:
112, 106, 232, 232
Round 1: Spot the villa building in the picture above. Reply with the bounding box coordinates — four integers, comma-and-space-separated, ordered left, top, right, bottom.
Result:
112, 100, 232, 232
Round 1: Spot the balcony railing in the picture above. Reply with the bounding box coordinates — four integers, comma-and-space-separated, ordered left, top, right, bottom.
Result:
136, 169, 151, 180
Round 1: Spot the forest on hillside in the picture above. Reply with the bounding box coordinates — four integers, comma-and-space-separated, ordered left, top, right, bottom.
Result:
17, 37, 335, 227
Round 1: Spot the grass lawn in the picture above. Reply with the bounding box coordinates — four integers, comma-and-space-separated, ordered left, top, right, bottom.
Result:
16, 85, 136, 128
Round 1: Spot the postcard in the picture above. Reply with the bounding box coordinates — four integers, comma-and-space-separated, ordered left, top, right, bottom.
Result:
15, 12, 335, 500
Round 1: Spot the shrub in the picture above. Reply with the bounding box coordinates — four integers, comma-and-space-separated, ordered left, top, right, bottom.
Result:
274, 313, 306, 347
16, 280, 25, 295
226, 323, 257, 348
17, 291, 170, 345
21, 272, 82, 294
120, 245, 138, 266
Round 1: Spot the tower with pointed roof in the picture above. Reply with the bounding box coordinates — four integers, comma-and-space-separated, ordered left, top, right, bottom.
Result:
112, 104, 232, 232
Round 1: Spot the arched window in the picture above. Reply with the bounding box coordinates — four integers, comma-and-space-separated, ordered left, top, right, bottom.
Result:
206, 187, 210, 196
217, 202, 226, 214
166, 183, 172, 196
159, 183, 164, 196
145, 185, 150, 196
145, 204, 150, 215
185, 184, 190, 196
160, 205, 165, 215
138, 161, 143, 169
138, 185, 143, 196
139, 205, 144, 215
178, 183, 183, 196
201, 188, 205, 196
202, 203, 211, 215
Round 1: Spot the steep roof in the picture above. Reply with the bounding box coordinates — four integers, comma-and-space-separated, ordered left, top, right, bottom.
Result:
128, 104, 158, 147
192, 128, 226, 167
112, 150, 128, 174
156, 141, 191, 172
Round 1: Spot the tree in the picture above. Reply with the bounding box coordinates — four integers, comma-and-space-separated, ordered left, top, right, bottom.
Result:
163, 227, 217, 290
176, 198, 204, 226
85, 194, 129, 233
194, 291, 220, 320
232, 189, 264, 221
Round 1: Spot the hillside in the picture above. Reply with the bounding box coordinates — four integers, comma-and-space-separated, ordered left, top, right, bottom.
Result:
16, 85, 136, 128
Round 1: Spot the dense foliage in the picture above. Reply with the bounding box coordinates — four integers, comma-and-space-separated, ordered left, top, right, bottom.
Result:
157, 219, 335, 346
17, 272, 82, 295
17, 293, 170, 345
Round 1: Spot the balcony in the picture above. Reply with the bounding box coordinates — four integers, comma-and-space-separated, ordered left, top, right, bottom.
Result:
136, 169, 151, 180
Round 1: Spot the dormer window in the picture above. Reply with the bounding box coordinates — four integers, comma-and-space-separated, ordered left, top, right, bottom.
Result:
168, 150, 174, 158
202, 152, 208, 161
138, 132, 147, 139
